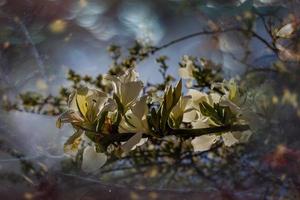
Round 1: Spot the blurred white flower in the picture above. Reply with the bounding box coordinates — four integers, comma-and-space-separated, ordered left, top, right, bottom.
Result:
276, 23, 295, 38
191, 134, 219, 152
178, 56, 198, 87
188, 85, 252, 152
82, 146, 107, 173
191, 130, 252, 152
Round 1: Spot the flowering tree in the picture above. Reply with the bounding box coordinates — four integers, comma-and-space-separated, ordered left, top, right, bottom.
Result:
2, 1, 300, 198
54, 66, 253, 172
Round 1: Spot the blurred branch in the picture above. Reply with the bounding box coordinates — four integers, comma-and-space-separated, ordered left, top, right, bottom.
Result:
151, 28, 238, 53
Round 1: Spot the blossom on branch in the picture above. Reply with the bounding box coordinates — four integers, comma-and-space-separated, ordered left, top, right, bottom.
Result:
56, 68, 252, 171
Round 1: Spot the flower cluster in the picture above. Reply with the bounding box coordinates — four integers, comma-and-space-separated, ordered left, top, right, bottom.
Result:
57, 68, 252, 173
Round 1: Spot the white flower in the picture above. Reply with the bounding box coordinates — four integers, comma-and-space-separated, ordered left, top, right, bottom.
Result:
185, 89, 222, 127
82, 146, 107, 173
104, 68, 143, 109
187, 87, 252, 152
178, 55, 198, 87
187, 89, 221, 107
57, 87, 116, 128
178, 55, 197, 79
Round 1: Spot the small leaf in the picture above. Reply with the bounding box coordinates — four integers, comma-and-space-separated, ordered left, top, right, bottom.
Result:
173, 79, 182, 106
164, 86, 173, 111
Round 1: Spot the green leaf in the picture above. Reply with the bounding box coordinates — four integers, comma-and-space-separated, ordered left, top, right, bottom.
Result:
96, 111, 108, 132
199, 102, 236, 126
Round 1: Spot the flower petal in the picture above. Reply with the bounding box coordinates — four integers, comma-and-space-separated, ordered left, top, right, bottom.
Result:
191, 116, 210, 128
121, 132, 143, 153
120, 81, 143, 107
183, 109, 198, 123
191, 135, 219, 152
131, 138, 148, 151
187, 89, 208, 103
82, 146, 107, 173
222, 132, 239, 147
56, 110, 84, 128
131, 96, 148, 119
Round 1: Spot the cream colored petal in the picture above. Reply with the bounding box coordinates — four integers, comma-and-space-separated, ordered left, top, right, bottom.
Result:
191, 135, 219, 152
120, 81, 143, 107
182, 109, 198, 123
131, 96, 148, 119
222, 132, 239, 147
121, 132, 143, 153
191, 117, 210, 128
186, 79, 194, 88
68, 91, 78, 111
56, 110, 84, 128
118, 120, 131, 133
181, 96, 192, 108
102, 98, 117, 113
187, 89, 208, 103
118, 116, 136, 133
82, 146, 107, 173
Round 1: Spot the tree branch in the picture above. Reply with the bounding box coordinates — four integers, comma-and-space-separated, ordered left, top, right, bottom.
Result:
98, 124, 250, 143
